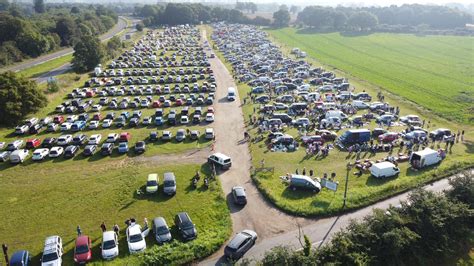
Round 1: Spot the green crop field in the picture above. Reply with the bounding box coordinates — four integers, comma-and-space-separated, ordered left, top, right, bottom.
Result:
266, 28, 474, 124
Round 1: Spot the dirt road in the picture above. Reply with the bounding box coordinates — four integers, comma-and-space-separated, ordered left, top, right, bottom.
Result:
201, 30, 313, 264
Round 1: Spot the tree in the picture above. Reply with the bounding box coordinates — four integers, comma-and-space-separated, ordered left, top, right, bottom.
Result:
72, 36, 105, 72
347, 11, 378, 31
33, 0, 45, 13
55, 17, 78, 46
273, 9, 290, 28
446, 170, 474, 208
0, 0, 9, 11
303, 235, 311, 256
290, 5, 299, 14
70, 6, 80, 14
0, 72, 47, 126
136, 22, 144, 32
248, 2, 257, 14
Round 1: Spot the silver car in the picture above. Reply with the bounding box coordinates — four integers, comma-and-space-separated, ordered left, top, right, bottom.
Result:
163, 172, 176, 195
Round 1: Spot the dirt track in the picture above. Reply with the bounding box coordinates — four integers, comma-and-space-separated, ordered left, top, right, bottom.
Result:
200, 30, 313, 265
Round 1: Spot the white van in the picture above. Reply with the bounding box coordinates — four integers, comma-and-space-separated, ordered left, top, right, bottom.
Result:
370, 162, 400, 178
227, 87, 236, 101
409, 148, 442, 169
325, 110, 348, 121
10, 149, 29, 164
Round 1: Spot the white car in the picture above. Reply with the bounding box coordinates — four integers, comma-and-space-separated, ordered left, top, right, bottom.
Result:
101, 231, 119, 260
57, 135, 73, 146
66, 115, 77, 123
88, 134, 102, 145
41, 235, 63, 266
49, 147, 64, 158
92, 104, 102, 112
205, 113, 215, 122
126, 224, 147, 254
180, 116, 189, 124
89, 120, 99, 129
102, 119, 113, 128
32, 148, 49, 161
106, 133, 119, 143
60, 122, 72, 131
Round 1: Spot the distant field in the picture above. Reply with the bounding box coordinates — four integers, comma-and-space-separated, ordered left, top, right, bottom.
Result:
266, 28, 474, 124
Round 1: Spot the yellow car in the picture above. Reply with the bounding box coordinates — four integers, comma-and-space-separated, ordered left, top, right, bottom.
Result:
146, 173, 159, 194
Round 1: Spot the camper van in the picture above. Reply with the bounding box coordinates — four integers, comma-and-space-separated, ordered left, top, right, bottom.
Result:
370, 162, 400, 178
325, 110, 348, 121
227, 87, 236, 101
409, 148, 443, 169
337, 129, 371, 148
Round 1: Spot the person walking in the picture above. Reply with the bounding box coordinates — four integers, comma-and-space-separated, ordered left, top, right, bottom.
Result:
113, 224, 120, 235
100, 221, 107, 232
77, 225, 82, 236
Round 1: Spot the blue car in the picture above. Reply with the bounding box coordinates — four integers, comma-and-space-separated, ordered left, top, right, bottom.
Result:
118, 142, 129, 153
155, 116, 165, 126
71, 120, 86, 131
10, 250, 31, 266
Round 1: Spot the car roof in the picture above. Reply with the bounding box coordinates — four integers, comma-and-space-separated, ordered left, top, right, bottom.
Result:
103, 231, 116, 241
163, 172, 175, 180
76, 235, 89, 246
147, 173, 158, 181
10, 250, 28, 262
227, 232, 250, 249
128, 224, 141, 235
153, 217, 166, 227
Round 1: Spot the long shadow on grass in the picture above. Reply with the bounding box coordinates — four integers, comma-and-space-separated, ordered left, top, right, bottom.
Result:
365, 174, 398, 186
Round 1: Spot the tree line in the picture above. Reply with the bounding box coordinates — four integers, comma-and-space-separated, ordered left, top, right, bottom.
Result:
0, 1, 117, 67
134, 3, 271, 27
294, 4, 472, 31
243, 171, 474, 265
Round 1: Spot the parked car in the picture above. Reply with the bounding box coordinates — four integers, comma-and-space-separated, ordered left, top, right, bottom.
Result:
126, 224, 147, 254
232, 186, 247, 205
146, 173, 159, 194
289, 174, 321, 193
72, 134, 87, 146
134, 141, 146, 154
32, 148, 49, 161
83, 145, 97, 156
176, 129, 186, 142
74, 235, 92, 264
41, 236, 63, 266
205, 128, 215, 140
162, 131, 172, 141
57, 135, 73, 146
101, 143, 114, 155
49, 147, 64, 158
9, 250, 31, 266
378, 132, 399, 143
106, 133, 119, 143
0, 151, 11, 162
224, 230, 257, 260
6, 140, 24, 151
175, 212, 197, 241
163, 172, 177, 195
205, 113, 215, 122
10, 149, 29, 164
119, 132, 131, 142
64, 145, 79, 158
26, 138, 41, 149
153, 217, 172, 244
118, 142, 129, 153
101, 231, 119, 260
88, 134, 102, 145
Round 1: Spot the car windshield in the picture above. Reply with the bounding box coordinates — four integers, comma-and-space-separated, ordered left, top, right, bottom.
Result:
157, 226, 169, 234
102, 240, 116, 250
164, 180, 175, 187
182, 221, 194, 230
75, 244, 89, 254
129, 233, 143, 243
42, 252, 58, 262
147, 180, 157, 186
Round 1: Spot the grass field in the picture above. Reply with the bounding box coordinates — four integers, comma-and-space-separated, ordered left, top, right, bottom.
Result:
266, 28, 474, 124
17, 54, 73, 79
0, 161, 231, 265
209, 26, 474, 217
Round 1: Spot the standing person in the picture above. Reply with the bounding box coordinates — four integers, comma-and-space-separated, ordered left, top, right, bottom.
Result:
77, 225, 82, 236
100, 221, 106, 232
113, 224, 120, 235
309, 169, 314, 177
302, 167, 306, 176
144, 218, 149, 230
461, 130, 465, 142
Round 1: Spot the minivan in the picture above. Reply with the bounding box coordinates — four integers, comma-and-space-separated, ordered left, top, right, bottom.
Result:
174, 212, 197, 241
163, 172, 177, 195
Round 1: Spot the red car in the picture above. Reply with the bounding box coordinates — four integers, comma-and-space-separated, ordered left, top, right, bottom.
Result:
92, 113, 102, 121
26, 138, 41, 149
53, 115, 64, 124
152, 100, 161, 108
74, 235, 92, 264
86, 91, 95, 97
207, 107, 215, 114
175, 99, 184, 106
119, 132, 131, 142
378, 132, 399, 143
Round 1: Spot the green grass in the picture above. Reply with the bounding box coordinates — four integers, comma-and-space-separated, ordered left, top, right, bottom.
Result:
0, 161, 231, 265
17, 54, 73, 79
209, 25, 474, 217
266, 28, 474, 124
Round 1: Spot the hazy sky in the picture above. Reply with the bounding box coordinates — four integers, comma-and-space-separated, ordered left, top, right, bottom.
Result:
247, 0, 474, 6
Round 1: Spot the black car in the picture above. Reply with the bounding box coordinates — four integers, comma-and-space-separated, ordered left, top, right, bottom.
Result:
64, 145, 79, 158
149, 131, 158, 142
175, 212, 197, 241
134, 141, 146, 154
42, 137, 57, 148
224, 230, 258, 260
83, 145, 97, 156
232, 186, 247, 205
101, 143, 114, 156
129, 117, 140, 127
72, 134, 87, 146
